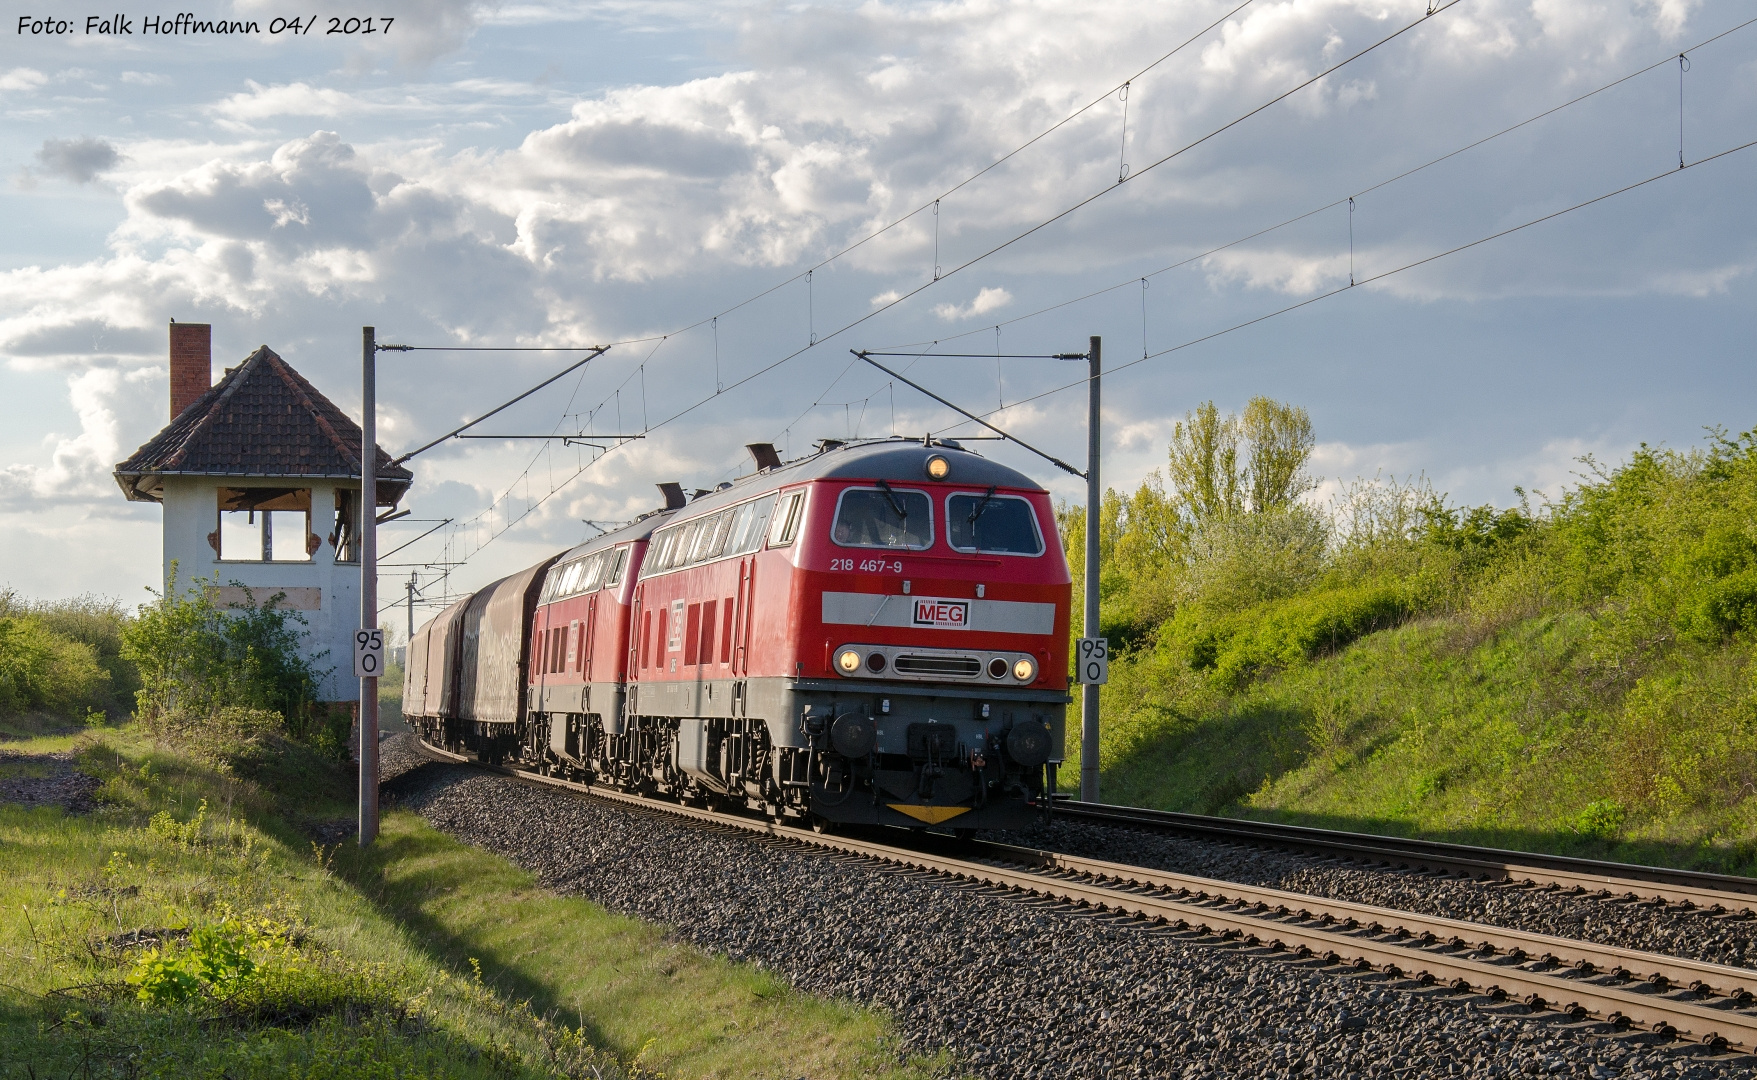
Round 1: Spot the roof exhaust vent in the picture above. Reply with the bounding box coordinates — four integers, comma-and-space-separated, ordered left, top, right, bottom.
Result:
657, 482, 686, 510
746, 442, 782, 471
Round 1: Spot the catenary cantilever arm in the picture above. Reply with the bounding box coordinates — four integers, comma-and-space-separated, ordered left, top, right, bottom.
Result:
853, 351, 1086, 478
388, 346, 610, 466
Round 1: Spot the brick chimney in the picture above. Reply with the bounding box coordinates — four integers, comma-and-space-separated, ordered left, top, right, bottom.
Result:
169, 321, 211, 420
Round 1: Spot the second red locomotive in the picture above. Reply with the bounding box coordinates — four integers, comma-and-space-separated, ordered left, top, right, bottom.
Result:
405, 437, 1072, 830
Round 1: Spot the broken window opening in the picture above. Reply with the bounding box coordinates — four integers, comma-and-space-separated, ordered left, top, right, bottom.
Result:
331, 489, 361, 563
217, 487, 313, 562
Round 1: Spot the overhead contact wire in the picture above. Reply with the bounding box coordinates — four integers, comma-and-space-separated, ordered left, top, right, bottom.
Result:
933, 137, 1757, 432
870, 12, 1757, 354
619, 0, 1471, 451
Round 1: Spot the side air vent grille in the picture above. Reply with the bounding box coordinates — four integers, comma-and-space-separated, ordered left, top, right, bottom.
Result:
894, 655, 982, 678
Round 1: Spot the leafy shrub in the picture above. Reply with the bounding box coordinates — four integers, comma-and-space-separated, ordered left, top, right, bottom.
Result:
126, 907, 403, 1026
148, 798, 210, 847
1162, 579, 1421, 690
0, 589, 137, 718
130, 920, 260, 1005
1547, 431, 1757, 645
153, 706, 286, 767
122, 569, 337, 758
0, 612, 110, 715
1572, 799, 1627, 839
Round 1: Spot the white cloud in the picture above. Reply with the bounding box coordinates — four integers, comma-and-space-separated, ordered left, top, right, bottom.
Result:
1202, 249, 1349, 295
933, 286, 1014, 321
0, 366, 140, 506
214, 81, 368, 121
0, 68, 47, 92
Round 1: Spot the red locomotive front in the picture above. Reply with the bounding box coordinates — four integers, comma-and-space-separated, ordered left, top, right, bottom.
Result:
627, 438, 1071, 830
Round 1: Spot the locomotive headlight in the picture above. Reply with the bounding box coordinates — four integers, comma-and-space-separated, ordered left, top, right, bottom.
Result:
1012, 657, 1036, 682
925, 454, 951, 481
836, 648, 862, 674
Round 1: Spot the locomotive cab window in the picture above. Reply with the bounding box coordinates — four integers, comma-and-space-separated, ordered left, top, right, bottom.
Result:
831, 486, 932, 550
946, 492, 1044, 555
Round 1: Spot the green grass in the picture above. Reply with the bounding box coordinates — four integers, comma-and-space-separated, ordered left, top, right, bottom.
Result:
1074, 611, 1757, 876
345, 814, 927, 1079
1054, 420, 1757, 877
0, 727, 944, 1079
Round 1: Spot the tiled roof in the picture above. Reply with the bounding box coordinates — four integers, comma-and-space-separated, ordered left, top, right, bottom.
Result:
115, 345, 413, 505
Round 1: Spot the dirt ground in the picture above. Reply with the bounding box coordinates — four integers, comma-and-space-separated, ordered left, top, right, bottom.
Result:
0, 749, 99, 812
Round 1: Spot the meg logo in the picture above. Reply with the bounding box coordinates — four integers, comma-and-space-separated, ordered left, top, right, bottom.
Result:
911, 598, 970, 628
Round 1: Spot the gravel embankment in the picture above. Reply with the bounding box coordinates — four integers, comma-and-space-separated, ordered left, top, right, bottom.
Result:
380, 737, 1742, 1080
1009, 819, 1757, 972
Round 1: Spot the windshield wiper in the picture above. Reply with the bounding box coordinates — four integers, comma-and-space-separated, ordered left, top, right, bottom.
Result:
966, 486, 997, 548
874, 479, 908, 523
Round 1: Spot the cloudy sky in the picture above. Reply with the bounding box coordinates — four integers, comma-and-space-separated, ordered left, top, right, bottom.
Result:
3, 0, 1753, 619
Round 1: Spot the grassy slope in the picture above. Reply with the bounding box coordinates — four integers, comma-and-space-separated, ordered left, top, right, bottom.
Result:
0, 725, 938, 1079
1075, 611, 1757, 876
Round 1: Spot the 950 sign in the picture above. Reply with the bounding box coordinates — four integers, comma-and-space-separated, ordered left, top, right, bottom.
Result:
354, 628, 384, 678
1075, 637, 1108, 685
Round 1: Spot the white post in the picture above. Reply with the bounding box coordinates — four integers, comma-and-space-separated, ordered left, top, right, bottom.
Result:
1081, 336, 1101, 804
359, 326, 379, 845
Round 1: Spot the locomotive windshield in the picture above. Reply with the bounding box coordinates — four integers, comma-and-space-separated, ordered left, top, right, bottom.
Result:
832, 486, 933, 549
947, 492, 1044, 555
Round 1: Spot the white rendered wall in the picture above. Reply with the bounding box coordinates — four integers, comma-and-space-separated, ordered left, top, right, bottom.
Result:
158, 476, 361, 702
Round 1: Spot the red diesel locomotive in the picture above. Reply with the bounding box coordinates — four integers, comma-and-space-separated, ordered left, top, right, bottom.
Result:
404, 437, 1072, 830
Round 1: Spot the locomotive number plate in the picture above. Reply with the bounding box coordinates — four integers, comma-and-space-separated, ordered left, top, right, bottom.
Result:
829, 557, 904, 573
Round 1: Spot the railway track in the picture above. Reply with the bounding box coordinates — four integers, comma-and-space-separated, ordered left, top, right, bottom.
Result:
1054, 801, 1757, 914
410, 740, 1757, 1056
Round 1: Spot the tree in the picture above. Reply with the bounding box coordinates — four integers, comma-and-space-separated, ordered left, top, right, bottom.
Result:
1165, 397, 1316, 524
1166, 401, 1243, 523
1242, 396, 1317, 513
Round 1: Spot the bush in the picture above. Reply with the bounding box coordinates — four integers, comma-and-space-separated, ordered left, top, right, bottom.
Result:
1162, 578, 1421, 690
121, 569, 338, 759
0, 612, 111, 716
0, 589, 138, 718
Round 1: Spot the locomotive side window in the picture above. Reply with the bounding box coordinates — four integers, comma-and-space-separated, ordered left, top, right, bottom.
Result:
605, 547, 628, 585
577, 551, 606, 593
946, 493, 1045, 555
729, 493, 777, 554
769, 491, 805, 547
691, 509, 733, 563
640, 528, 676, 578
641, 494, 778, 577
553, 560, 580, 599
664, 520, 699, 572
831, 487, 932, 550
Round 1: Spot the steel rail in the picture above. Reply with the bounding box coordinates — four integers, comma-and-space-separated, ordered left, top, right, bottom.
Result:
408, 740, 1757, 1053
1055, 801, 1757, 912
971, 841, 1757, 1002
